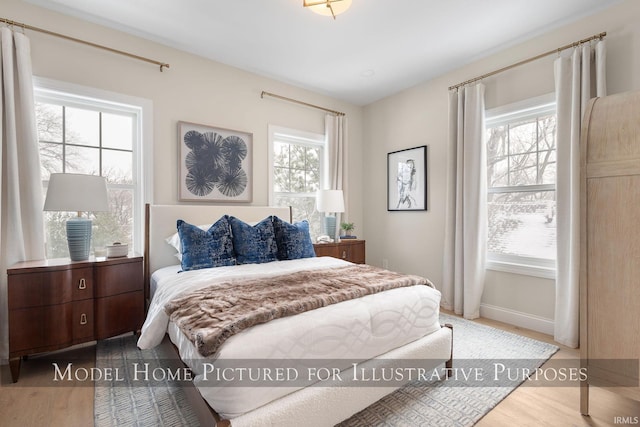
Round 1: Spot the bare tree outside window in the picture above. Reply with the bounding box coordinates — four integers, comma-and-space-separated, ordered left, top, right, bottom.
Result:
36, 101, 135, 259
486, 105, 557, 267
270, 129, 325, 239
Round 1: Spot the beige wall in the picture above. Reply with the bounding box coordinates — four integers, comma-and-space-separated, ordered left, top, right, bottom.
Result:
363, 0, 640, 331
4, 0, 364, 236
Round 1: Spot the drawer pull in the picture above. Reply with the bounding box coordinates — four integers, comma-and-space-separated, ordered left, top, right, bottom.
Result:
80, 313, 87, 325
78, 278, 86, 290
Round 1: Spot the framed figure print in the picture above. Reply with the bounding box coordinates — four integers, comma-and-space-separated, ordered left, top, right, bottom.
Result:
387, 145, 427, 211
178, 121, 253, 202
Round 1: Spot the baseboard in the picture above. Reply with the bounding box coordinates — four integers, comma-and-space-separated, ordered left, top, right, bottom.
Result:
479, 303, 554, 336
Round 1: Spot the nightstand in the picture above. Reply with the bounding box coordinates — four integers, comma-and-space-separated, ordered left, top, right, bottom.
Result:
7, 254, 143, 382
313, 239, 366, 264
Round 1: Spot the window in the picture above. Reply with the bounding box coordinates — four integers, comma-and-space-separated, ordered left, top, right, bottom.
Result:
268, 125, 325, 239
485, 94, 556, 278
34, 78, 151, 258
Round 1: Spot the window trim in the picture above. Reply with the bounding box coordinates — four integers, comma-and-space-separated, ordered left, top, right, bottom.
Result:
485, 93, 556, 279
486, 254, 556, 279
34, 77, 153, 254
485, 93, 555, 125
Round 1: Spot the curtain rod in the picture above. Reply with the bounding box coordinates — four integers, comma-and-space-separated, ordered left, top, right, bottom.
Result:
261, 91, 345, 116
449, 31, 606, 91
0, 16, 170, 72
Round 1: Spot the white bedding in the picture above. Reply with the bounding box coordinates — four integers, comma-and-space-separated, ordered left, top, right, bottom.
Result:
138, 257, 443, 419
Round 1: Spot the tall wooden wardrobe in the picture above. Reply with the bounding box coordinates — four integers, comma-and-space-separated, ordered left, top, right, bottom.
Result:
580, 90, 640, 414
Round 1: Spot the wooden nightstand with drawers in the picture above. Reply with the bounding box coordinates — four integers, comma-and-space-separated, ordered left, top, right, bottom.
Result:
313, 239, 366, 264
7, 254, 143, 382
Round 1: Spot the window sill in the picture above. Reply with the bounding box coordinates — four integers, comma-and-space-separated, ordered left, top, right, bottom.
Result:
486, 260, 555, 280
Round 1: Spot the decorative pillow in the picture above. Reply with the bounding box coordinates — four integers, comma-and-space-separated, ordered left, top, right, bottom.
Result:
273, 216, 316, 260
228, 216, 278, 264
166, 223, 212, 257
177, 217, 236, 271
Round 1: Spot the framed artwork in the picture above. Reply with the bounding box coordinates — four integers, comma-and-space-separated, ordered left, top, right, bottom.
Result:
178, 121, 252, 202
387, 145, 427, 211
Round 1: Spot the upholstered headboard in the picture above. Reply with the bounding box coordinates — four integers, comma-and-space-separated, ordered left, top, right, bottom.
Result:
143, 203, 292, 303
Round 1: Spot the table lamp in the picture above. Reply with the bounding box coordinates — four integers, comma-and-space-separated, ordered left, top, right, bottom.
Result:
316, 189, 345, 240
43, 173, 110, 261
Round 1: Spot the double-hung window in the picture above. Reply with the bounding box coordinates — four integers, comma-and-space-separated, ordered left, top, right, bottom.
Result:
34, 78, 151, 258
268, 125, 325, 238
485, 94, 556, 278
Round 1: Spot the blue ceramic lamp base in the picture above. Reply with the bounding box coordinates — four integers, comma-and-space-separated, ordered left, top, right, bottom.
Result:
66, 217, 92, 261
323, 215, 337, 240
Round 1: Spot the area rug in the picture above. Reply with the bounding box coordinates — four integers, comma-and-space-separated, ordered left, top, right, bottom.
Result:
94, 314, 558, 426
339, 314, 559, 426
94, 335, 200, 427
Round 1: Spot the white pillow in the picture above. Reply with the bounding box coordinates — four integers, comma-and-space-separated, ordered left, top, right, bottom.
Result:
165, 223, 212, 255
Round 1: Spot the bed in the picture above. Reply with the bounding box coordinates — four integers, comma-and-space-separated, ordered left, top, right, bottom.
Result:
138, 204, 453, 427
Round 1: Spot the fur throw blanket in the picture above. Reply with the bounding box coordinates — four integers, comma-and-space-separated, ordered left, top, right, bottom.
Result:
165, 264, 433, 357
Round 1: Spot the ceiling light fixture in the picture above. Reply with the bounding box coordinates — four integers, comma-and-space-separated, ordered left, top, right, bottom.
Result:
303, 0, 352, 20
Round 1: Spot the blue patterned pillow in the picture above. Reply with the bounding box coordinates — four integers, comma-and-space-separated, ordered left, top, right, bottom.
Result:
177, 217, 236, 271
229, 216, 278, 264
273, 216, 316, 260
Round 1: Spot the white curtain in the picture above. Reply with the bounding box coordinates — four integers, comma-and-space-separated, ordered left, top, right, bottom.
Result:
554, 40, 606, 348
442, 83, 487, 319
325, 114, 347, 241
1, 28, 46, 362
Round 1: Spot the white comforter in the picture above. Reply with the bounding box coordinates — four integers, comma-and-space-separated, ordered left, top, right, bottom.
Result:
139, 257, 361, 350
137, 257, 442, 418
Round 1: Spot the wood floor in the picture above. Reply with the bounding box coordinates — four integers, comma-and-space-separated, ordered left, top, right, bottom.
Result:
0, 343, 95, 427
469, 316, 640, 427
1, 315, 637, 427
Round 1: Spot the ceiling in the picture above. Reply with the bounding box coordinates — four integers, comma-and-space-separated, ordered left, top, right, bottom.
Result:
24, 0, 620, 105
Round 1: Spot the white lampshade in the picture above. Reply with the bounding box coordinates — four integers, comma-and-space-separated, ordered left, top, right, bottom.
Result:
304, 0, 352, 18
44, 173, 110, 261
316, 189, 345, 213
317, 189, 344, 240
44, 173, 110, 214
